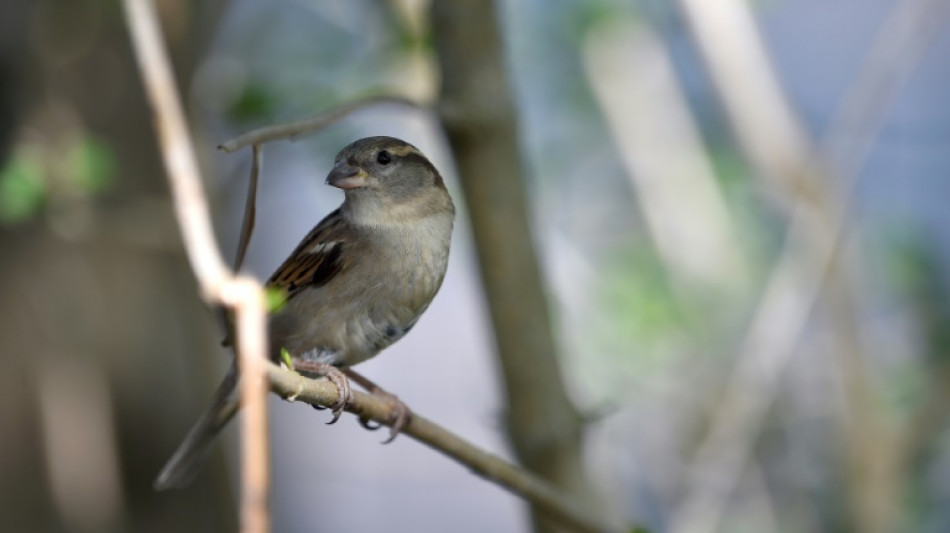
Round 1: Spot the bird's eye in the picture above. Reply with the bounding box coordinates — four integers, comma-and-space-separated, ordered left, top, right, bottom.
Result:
376, 150, 392, 165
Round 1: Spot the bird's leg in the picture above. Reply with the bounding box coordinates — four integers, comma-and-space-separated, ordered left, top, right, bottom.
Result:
343, 369, 412, 443
293, 359, 353, 424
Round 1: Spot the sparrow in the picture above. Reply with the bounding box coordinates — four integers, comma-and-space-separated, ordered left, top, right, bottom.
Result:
154, 136, 455, 490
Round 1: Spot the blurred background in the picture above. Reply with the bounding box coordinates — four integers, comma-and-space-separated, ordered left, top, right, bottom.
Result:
1, 0, 949, 532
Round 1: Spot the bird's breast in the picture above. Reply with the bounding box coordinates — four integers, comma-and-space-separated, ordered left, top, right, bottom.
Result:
271, 213, 452, 367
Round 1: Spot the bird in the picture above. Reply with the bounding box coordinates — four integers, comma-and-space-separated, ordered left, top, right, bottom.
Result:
154, 136, 455, 490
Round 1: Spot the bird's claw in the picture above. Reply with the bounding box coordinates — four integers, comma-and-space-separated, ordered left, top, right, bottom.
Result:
293, 360, 353, 424
384, 399, 411, 443
323, 367, 353, 424
363, 389, 412, 444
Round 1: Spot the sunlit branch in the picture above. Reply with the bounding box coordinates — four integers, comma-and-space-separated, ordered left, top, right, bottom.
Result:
121, 1, 271, 532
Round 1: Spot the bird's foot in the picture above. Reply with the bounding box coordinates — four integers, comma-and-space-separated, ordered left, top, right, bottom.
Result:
292, 360, 353, 424
344, 369, 412, 443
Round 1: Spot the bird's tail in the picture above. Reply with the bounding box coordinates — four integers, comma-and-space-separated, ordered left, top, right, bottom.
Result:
154, 362, 240, 490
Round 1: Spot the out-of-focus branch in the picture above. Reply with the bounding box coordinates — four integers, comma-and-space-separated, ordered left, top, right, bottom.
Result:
812, 2, 950, 528
670, 204, 836, 533
121, 1, 270, 532
676, 0, 821, 205
265, 364, 625, 533
822, 0, 950, 179
217, 95, 421, 153
431, 2, 625, 533
670, 1, 950, 532
583, 19, 748, 293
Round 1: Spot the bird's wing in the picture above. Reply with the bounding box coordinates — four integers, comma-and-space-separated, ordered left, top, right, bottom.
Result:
266, 208, 352, 301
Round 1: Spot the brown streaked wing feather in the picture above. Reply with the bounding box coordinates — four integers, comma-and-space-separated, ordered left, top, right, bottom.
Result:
266, 208, 350, 298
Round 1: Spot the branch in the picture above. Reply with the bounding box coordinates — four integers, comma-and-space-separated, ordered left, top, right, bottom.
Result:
126, 5, 628, 532
675, 0, 820, 204
431, 3, 625, 532
218, 95, 421, 153
121, 1, 270, 532
669, 1, 950, 532
234, 144, 262, 271
265, 364, 625, 533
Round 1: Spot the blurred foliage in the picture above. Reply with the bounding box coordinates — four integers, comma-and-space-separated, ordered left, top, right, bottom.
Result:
227, 82, 280, 123
0, 150, 45, 224
213, 2, 411, 121
66, 136, 116, 194
596, 243, 687, 371
0, 134, 115, 225
878, 226, 950, 417
705, 139, 750, 189
880, 226, 950, 361
566, 0, 631, 41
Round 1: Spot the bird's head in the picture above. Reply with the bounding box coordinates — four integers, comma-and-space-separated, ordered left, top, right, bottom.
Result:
327, 136, 454, 224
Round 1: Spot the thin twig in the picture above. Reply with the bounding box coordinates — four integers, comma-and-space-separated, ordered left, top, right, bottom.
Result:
265, 364, 626, 533
121, 1, 271, 532
234, 144, 262, 271
218, 95, 421, 153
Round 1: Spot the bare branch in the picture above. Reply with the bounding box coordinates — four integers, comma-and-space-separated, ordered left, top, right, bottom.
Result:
265, 364, 627, 533
583, 20, 748, 292
121, 1, 270, 532
122, 0, 229, 289
822, 0, 950, 178
234, 144, 262, 271
670, 1, 950, 532
676, 0, 820, 204
218, 95, 422, 153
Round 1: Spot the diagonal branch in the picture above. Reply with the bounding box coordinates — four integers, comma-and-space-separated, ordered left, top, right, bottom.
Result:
265, 364, 626, 533
218, 95, 421, 153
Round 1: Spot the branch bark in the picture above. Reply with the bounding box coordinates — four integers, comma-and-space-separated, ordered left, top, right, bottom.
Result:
431, 3, 618, 533
121, 1, 270, 531
266, 364, 623, 533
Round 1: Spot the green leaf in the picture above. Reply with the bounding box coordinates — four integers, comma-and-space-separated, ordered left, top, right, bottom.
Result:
280, 348, 294, 370
265, 286, 288, 313
0, 154, 46, 224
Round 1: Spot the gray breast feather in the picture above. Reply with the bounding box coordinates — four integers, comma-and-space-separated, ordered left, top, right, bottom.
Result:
270, 212, 452, 368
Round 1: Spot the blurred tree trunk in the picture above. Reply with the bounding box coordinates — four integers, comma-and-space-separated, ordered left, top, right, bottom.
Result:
0, 1, 235, 531
431, 3, 608, 532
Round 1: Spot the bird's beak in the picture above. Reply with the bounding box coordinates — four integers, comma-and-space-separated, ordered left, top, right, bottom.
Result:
326, 160, 368, 190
